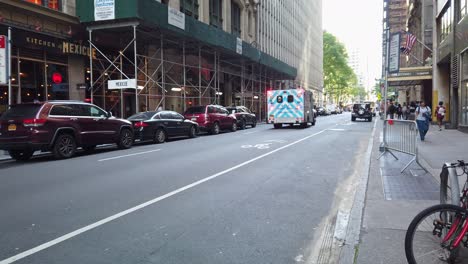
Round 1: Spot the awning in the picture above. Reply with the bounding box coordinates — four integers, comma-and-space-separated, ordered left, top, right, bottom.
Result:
387, 66, 432, 86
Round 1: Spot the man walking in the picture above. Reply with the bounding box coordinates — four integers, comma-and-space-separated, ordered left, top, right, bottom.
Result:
415, 101, 431, 141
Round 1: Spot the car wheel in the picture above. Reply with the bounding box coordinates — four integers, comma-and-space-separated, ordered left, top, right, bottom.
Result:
154, 128, 167, 144
83, 145, 96, 152
231, 121, 238, 132
210, 122, 220, 135
351, 117, 356, 122
117, 128, 133, 149
9, 149, 34, 161
274, 124, 282, 129
188, 125, 198, 138
312, 118, 316, 126
240, 119, 246, 130
53, 133, 76, 159
251, 120, 257, 128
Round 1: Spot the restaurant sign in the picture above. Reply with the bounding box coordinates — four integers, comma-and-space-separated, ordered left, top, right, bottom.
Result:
13, 31, 97, 59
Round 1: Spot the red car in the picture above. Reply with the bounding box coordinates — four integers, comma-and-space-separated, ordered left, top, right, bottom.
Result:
184, 105, 237, 135
0, 101, 134, 161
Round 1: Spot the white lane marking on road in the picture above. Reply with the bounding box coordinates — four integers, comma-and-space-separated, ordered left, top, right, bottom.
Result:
241, 143, 272, 149
264, 139, 287, 143
97, 149, 161, 162
0, 129, 326, 264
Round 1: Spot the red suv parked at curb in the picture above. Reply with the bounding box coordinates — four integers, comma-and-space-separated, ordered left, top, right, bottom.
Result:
184, 105, 237, 135
0, 101, 134, 161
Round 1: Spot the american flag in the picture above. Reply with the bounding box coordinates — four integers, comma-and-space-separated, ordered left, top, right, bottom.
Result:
401, 32, 417, 55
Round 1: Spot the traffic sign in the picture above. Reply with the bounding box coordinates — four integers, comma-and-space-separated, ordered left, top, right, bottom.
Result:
0, 35, 7, 85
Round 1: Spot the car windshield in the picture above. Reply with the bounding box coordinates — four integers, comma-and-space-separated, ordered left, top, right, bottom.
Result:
128, 111, 158, 120
0, 104, 42, 119
354, 104, 370, 109
185, 106, 206, 114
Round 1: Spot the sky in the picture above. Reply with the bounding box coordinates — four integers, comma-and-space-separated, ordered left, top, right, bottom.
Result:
323, 0, 383, 91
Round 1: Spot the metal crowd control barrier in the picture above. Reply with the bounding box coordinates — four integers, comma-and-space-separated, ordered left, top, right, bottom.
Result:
378, 119, 427, 173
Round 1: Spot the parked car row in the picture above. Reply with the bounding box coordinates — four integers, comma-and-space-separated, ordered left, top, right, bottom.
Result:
0, 101, 258, 161
316, 106, 344, 116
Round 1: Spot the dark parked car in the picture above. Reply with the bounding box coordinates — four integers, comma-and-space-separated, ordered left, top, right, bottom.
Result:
184, 105, 237, 134
351, 103, 373, 122
316, 107, 328, 116
0, 101, 133, 161
128, 111, 199, 144
225, 106, 257, 130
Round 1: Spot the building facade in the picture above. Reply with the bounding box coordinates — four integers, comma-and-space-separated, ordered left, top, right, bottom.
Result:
1, 0, 323, 119
0, 0, 86, 113
433, 0, 468, 131
257, 0, 323, 104
382, 0, 434, 108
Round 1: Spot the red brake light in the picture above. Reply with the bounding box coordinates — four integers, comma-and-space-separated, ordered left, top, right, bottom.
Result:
23, 118, 46, 127
134, 121, 149, 128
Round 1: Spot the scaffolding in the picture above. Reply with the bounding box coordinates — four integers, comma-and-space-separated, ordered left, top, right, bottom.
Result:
86, 22, 294, 120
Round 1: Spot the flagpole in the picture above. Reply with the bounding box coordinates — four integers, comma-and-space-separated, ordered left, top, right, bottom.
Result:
401, 30, 433, 53
407, 52, 425, 65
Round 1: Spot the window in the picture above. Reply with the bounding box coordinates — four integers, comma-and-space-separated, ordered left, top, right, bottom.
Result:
287, 95, 294, 103
80, 105, 107, 117
440, 6, 452, 41
180, 0, 199, 19
171, 113, 184, 120
208, 106, 216, 113
277, 96, 283, 103
160, 112, 173, 119
231, 2, 241, 37
50, 105, 75, 116
210, 0, 223, 28
461, 0, 467, 20
25, 0, 62, 11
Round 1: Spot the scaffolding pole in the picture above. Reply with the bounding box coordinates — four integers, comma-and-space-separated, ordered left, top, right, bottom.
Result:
183, 41, 186, 112
89, 30, 93, 103
199, 46, 202, 105
161, 34, 165, 109
133, 25, 139, 113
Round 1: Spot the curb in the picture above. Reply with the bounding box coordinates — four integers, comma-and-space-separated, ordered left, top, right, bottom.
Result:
338, 119, 378, 264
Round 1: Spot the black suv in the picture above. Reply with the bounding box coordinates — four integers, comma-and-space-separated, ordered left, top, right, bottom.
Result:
351, 103, 373, 122
0, 101, 134, 161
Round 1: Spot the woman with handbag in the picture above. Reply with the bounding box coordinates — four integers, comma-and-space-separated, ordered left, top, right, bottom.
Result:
415, 101, 431, 141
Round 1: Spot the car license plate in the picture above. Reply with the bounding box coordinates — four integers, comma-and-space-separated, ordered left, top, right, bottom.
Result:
191, 117, 197, 121
8, 124, 16, 131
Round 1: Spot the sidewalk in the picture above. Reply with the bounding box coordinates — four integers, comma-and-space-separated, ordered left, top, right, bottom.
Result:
355, 122, 468, 264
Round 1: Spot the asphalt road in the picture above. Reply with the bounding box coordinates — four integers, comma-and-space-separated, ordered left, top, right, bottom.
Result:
0, 113, 375, 264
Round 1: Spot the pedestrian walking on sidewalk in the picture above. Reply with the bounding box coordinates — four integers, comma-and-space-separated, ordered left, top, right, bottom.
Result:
388, 100, 396, 119
402, 102, 409, 120
397, 103, 403, 119
435, 101, 446, 131
415, 101, 431, 141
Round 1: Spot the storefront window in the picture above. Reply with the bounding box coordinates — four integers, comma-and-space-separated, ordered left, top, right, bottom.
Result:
20, 60, 46, 103
25, 0, 62, 11
47, 64, 69, 100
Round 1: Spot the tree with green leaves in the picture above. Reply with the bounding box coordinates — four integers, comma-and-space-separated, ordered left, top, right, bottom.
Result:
323, 31, 360, 104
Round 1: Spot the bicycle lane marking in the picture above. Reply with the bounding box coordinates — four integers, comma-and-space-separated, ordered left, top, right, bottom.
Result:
0, 129, 328, 264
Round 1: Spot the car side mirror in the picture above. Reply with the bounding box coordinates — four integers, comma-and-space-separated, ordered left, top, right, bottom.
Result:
107, 111, 113, 118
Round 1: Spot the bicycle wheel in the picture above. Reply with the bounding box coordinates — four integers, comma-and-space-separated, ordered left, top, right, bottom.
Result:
405, 204, 467, 264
